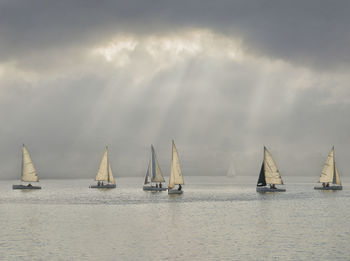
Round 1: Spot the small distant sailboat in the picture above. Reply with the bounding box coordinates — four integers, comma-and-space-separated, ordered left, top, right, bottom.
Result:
89, 146, 116, 189
168, 140, 184, 194
13, 145, 41, 189
256, 146, 286, 192
226, 156, 236, 178
143, 145, 167, 191
314, 146, 342, 190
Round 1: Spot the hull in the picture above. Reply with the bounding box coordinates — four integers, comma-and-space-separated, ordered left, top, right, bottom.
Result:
256, 186, 286, 193
314, 185, 342, 190
90, 184, 116, 189
143, 186, 167, 191
168, 189, 183, 194
13, 185, 41, 190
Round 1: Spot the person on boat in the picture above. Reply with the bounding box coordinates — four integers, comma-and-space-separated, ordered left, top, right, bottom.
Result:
27, 183, 32, 187
178, 184, 182, 191
270, 184, 276, 189
156, 183, 158, 188
326, 183, 329, 187
159, 183, 162, 188
322, 182, 326, 188
97, 181, 101, 186
101, 182, 104, 186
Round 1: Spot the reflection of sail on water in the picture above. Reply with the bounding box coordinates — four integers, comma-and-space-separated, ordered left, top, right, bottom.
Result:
95, 147, 115, 184
144, 145, 165, 185
319, 147, 341, 185
169, 140, 184, 189
21, 145, 39, 182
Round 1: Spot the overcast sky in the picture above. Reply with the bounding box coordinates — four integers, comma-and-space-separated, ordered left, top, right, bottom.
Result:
1, 0, 350, 179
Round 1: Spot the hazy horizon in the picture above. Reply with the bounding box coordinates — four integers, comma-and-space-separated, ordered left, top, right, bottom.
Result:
1, 1, 350, 179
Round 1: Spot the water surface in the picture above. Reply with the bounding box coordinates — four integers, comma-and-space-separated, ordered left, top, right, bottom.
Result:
0, 176, 349, 260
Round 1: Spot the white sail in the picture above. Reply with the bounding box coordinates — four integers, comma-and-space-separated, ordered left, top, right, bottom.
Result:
144, 160, 151, 184
151, 145, 165, 183
319, 147, 334, 183
95, 147, 112, 182
21, 145, 39, 182
264, 147, 283, 185
169, 140, 184, 189
155, 162, 165, 182
335, 165, 341, 185
108, 163, 115, 184
226, 157, 236, 177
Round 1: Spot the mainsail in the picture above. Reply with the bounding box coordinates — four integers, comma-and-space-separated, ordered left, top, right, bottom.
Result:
21, 145, 39, 182
95, 147, 115, 184
319, 147, 341, 185
144, 145, 165, 184
150, 145, 165, 183
169, 140, 184, 189
319, 147, 334, 183
263, 147, 283, 185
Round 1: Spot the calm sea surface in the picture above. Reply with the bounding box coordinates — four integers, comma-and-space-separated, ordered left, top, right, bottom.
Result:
0, 176, 349, 260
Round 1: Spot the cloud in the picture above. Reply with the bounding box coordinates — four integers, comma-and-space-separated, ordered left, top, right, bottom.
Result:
0, 1, 349, 179
1, 1, 350, 70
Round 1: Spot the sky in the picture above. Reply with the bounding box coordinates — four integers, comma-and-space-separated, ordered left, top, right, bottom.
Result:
1, 0, 350, 179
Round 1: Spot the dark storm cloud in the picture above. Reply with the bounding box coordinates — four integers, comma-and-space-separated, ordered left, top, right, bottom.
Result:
1, 0, 350, 70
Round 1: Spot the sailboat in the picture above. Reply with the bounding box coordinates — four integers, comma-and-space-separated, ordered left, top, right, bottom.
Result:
314, 146, 342, 190
256, 146, 286, 192
13, 144, 41, 189
226, 156, 236, 178
89, 146, 116, 188
168, 140, 184, 194
143, 145, 167, 191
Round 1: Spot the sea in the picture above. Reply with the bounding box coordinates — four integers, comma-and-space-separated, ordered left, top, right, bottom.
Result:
0, 176, 349, 261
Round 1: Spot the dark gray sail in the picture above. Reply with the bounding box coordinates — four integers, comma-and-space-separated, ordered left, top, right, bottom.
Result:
257, 162, 266, 186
